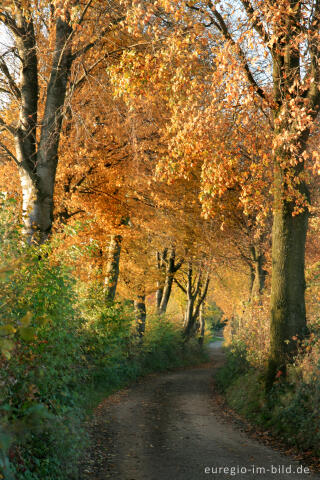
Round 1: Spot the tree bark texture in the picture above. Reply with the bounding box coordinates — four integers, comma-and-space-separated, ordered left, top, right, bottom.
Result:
104, 234, 122, 303
249, 246, 266, 302
182, 263, 210, 340
267, 161, 309, 388
156, 248, 183, 315
266, 0, 318, 388
134, 295, 146, 339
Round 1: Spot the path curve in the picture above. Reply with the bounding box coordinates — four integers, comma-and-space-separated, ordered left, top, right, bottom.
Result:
81, 342, 319, 480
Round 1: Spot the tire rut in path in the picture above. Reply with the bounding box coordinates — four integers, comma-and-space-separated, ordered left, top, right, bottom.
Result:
81, 343, 319, 480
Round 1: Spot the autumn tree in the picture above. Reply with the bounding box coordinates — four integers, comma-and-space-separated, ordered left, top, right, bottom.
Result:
0, 0, 126, 242
115, 0, 320, 386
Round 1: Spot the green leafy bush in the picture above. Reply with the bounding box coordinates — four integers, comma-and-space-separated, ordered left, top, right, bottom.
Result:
215, 340, 249, 393
216, 336, 320, 456
0, 198, 208, 480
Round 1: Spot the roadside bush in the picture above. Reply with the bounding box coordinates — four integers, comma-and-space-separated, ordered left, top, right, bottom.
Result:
0, 198, 208, 479
0, 248, 88, 479
218, 319, 320, 457
215, 340, 249, 393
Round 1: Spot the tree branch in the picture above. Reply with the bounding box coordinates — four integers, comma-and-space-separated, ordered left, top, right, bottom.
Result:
173, 277, 187, 294
240, 0, 270, 45
193, 274, 210, 320
0, 58, 21, 99
187, 262, 193, 297
193, 269, 203, 298
71, 17, 125, 61
210, 7, 266, 101
0, 141, 19, 165
0, 11, 22, 37
305, 0, 320, 108
77, 0, 94, 26
0, 117, 16, 135
173, 257, 184, 273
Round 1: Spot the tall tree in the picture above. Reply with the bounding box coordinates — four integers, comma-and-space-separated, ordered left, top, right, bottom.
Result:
118, 0, 320, 385
0, 0, 124, 242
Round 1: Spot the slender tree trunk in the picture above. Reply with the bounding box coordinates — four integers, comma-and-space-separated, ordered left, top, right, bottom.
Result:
156, 248, 183, 315
198, 302, 205, 346
182, 264, 210, 340
134, 295, 146, 339
249, 265, 255, 301
159, 272, 174, 314
104, 234, 122, 302
156, 284, 164, 311
250, 246, 266, 302
155, 249, 167, 313
266, 160, 309, 389
183, 298, 195, 337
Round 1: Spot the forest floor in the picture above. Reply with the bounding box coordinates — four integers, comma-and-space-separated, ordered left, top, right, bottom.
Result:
80, 342, 320, 480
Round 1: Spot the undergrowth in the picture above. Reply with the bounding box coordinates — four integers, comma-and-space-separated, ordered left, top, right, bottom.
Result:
0, 197, 208, 480
216, 336, 320, 457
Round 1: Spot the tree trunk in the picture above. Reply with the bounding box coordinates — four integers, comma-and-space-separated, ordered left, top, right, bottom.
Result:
134, 295, 146, 339
266, 161, 309, 389
198, 302, 205, 346
182, 264, 210, 340
159, 271, 174, 314
265, 19, 312, 389
104, 234, 122, 303
183, 298, 195, 338
156, 248, 183, 315
155, 249, 167, 313
19, 162, 57, 243
31, 18, 72, 242
156, 284, 164, 312
9, 12, 73, 243
250, 246, 266, 302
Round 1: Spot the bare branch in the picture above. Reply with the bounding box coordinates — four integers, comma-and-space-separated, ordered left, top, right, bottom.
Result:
0, 58, 21, 99
0, 141, 19, 165
173, 277, 187, 294
77, 0, 94, 26
0, 117, 16, 135
240, 0, 270, 45
71, 17, 125, 61
173, 257, 184, 272
0, 12, 21, 37
210, 7, 266, 101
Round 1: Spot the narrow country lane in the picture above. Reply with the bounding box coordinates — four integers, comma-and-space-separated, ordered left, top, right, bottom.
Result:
81, 343, 319, 480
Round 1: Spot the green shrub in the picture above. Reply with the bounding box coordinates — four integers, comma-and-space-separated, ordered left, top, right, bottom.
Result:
215, 340, 249, 392
0, 199, 208, 480
216, 336, 320, 456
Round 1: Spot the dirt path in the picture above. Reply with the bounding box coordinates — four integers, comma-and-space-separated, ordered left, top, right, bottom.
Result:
81, 342, 319, 479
